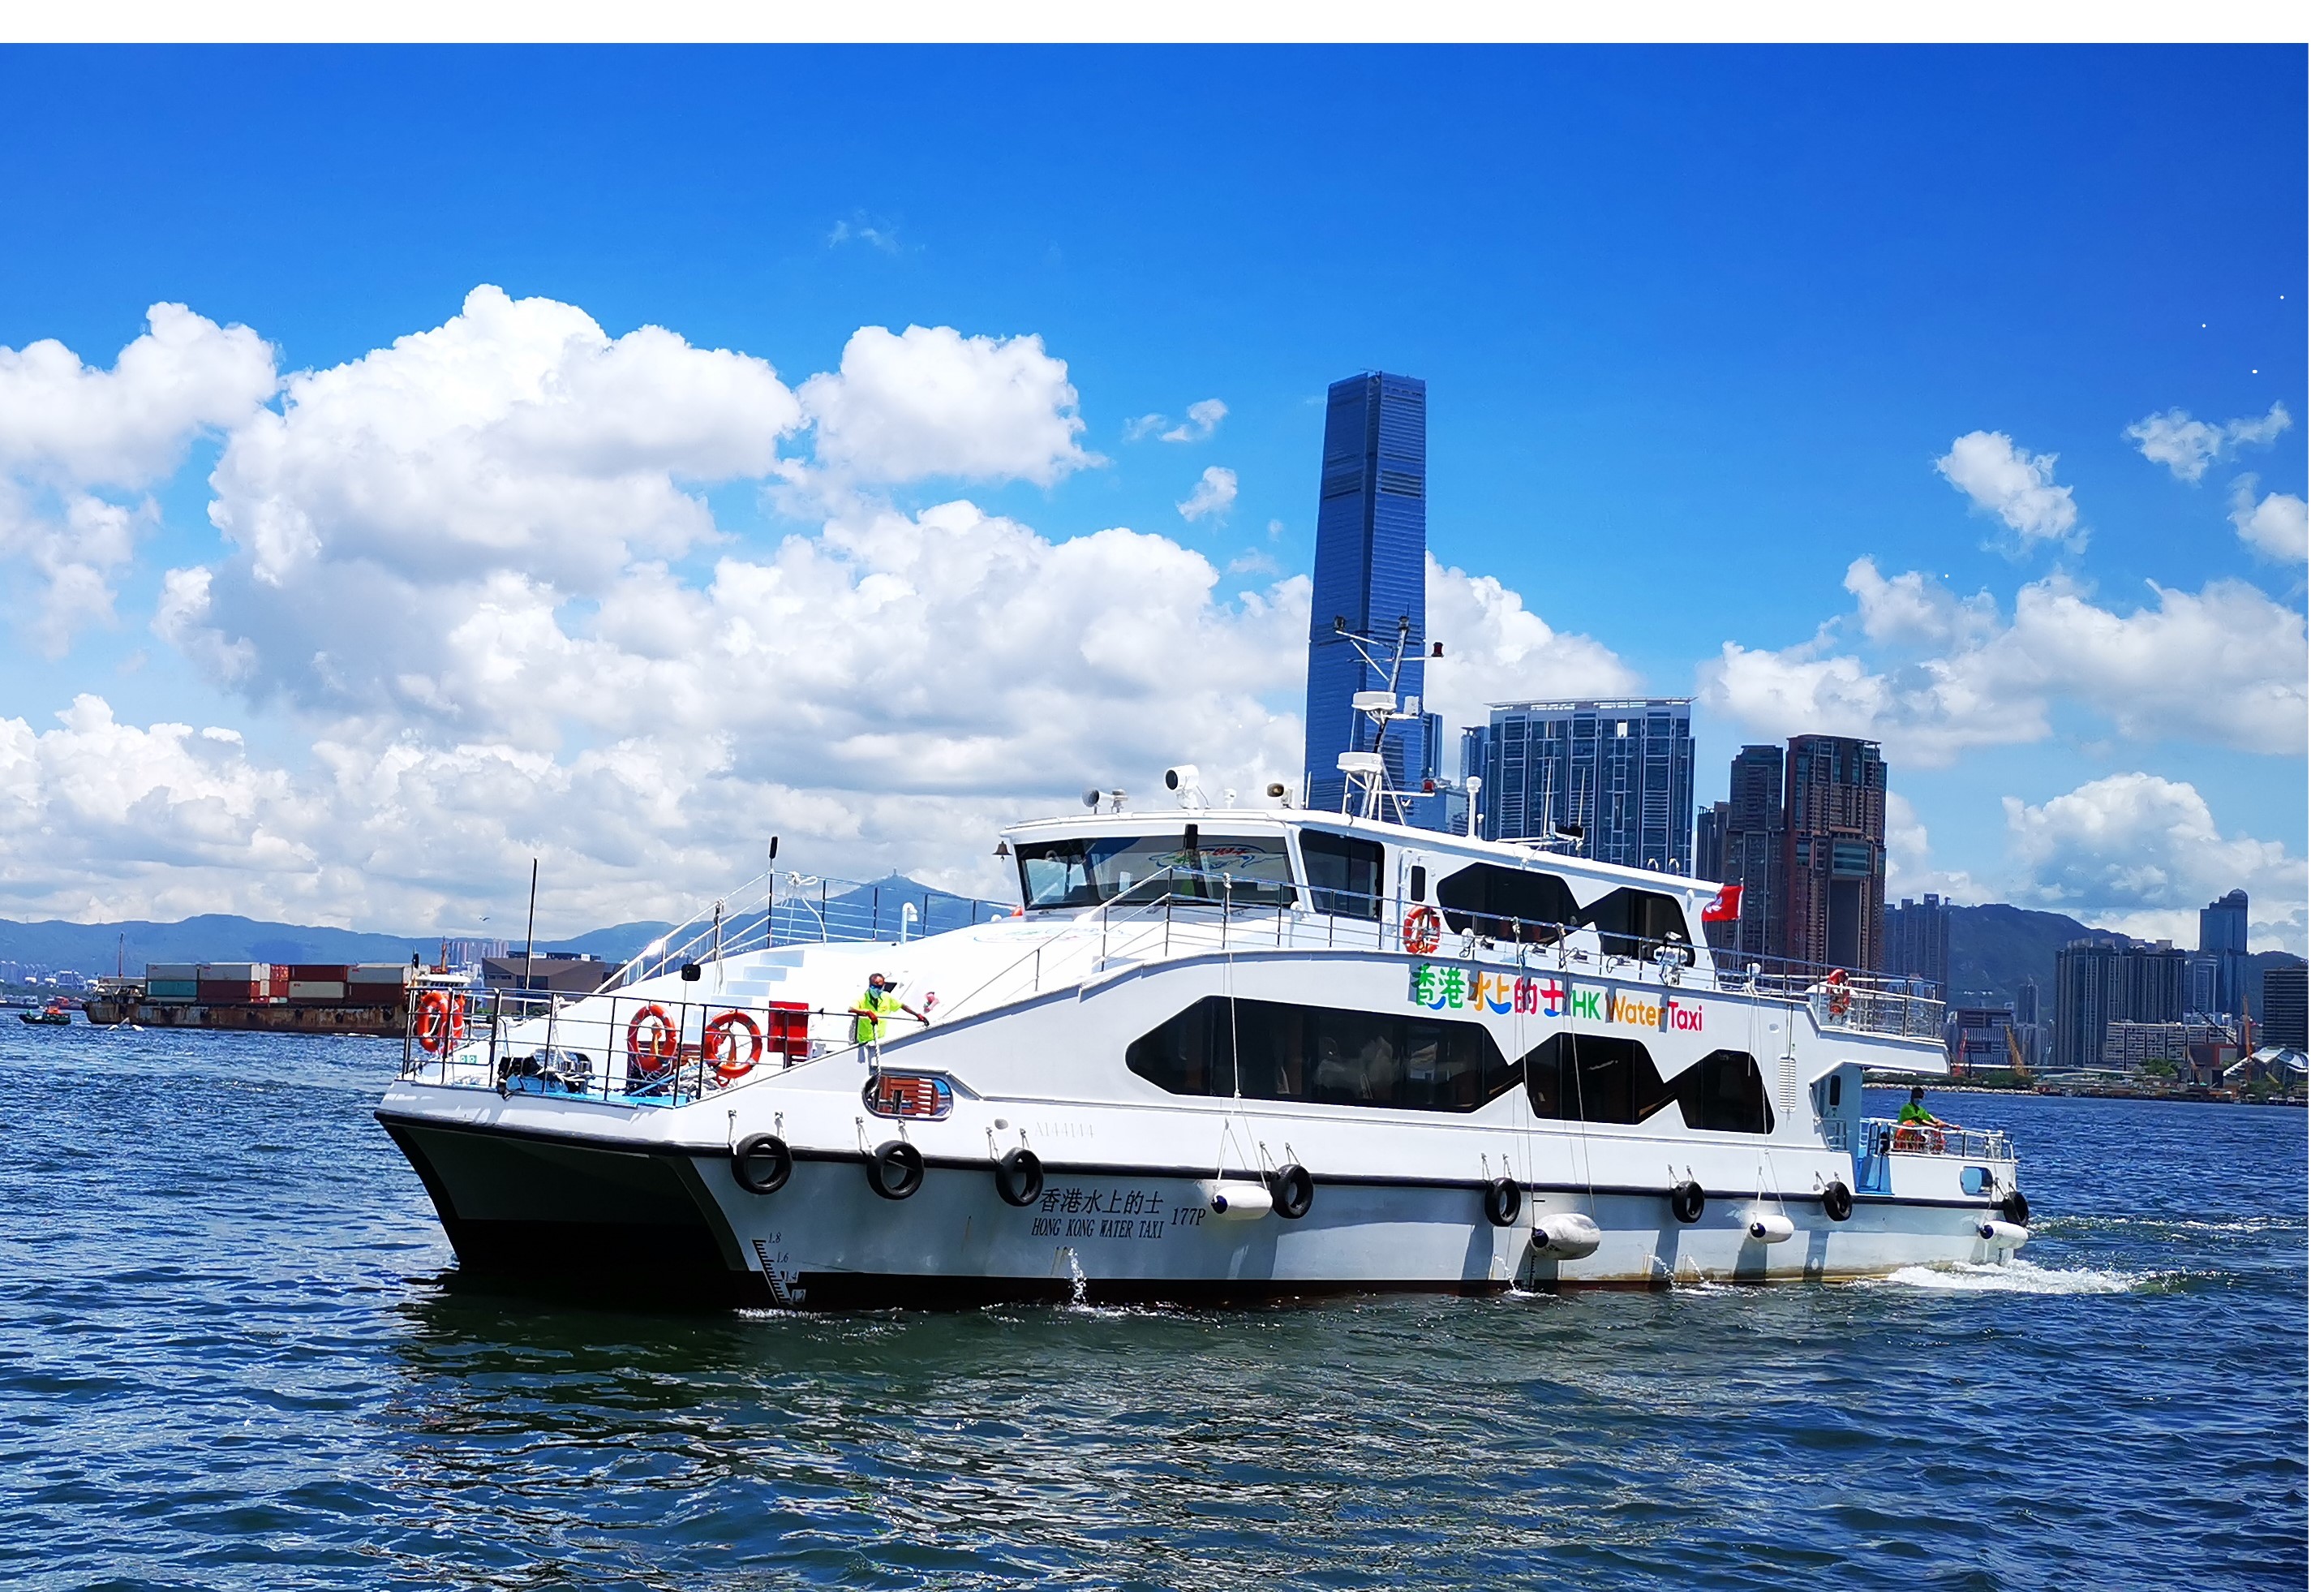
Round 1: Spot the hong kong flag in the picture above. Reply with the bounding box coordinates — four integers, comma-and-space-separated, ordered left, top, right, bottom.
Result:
1703, 884, 1743, 923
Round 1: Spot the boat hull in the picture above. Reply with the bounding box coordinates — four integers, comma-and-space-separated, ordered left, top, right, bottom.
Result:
381, 1108, 2025, 1310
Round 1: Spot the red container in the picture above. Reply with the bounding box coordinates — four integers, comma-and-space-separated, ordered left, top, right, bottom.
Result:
196, 981, 264, 1005
286, 964, 351, 982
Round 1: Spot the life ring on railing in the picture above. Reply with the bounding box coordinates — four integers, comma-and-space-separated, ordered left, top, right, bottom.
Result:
626, 1004, 679, 1074
1402, 906, 1443, 956
1824, 968, 1852, 1019
413, 990, 463, 1054
702, 1011, 763, 1082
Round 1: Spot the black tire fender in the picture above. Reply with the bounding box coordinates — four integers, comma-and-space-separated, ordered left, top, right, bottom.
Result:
1484, 1177, 1523, 1228
1672, 1179, 1706, 1224
1822, 1181, 1854, 1223
2001, 1188, 2030, 1226
731, 1134, 793, 1195
1269, 1163, 1314, 1220
995, 1147, 1044, 1207
866, 1139, 925, 1201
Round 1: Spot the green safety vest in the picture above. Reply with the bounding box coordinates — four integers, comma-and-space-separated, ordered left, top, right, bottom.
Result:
853, 991, 901, 1044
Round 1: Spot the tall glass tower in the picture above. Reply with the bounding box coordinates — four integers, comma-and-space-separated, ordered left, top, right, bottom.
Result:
1304, 372, 1429, 815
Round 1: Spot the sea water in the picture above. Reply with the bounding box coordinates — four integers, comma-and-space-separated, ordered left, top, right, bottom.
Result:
0, 1025, 2305, 1589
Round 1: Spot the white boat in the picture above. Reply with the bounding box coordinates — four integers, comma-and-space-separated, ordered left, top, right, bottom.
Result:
376, 772, 2033, 1308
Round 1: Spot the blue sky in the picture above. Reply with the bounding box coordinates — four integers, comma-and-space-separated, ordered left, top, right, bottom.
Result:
0, 45, 2305, 943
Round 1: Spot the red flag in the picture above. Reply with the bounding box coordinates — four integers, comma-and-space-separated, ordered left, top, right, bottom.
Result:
1702, 884, 1742, 923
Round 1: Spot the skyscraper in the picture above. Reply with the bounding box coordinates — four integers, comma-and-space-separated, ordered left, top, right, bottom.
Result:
2199, 889, 2251, 1019
1304, 372, 1429, 816
2056, 938, 2191, 1072
1783, 735, 1888, 972
1470, 699, 1695, 871
1694, 801, 1730, 884
2262, 963, 2307, 1049
1883, 893, 1949, 1001
1717, 744, 1788, 960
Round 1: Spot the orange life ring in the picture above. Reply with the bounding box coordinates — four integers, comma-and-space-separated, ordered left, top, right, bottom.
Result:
703, 1010, 763, 1082
1402, 905, 1443, 956
414, 989, 457, 1054
1825, 970, 1852, 1018
627, 1004, 679, 1074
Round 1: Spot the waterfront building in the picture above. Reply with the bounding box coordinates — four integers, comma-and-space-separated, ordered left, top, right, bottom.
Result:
1715, 744, 1788, 960
2262, 963, 2308, 1049
1783, 735, 1888, 974
1949, 1005, 2015, 1072
2198, 889, 2251, 1021
2056, 939, 2192, 1074
1884, 894, 1950, 1005
1469, 699, 1695, 871
2014, 977, 2045, 1068
2105, 1019, 2240, 1074
1694, 801, 1729, 884
1303, 372, 1432, 819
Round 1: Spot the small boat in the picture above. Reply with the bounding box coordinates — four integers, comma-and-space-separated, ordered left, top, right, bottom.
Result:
18, 1002, 72, 1026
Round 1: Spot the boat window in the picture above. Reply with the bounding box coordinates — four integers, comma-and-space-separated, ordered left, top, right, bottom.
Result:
1298, 830, 1385, 919
1523, 1034, 1771, 1133
1575, 887, 1695, 960
1435, 863, 1582, 940
1410, 865, 1427, 902
1127, 996, 1518, 1113
1016, 834, 1297, 910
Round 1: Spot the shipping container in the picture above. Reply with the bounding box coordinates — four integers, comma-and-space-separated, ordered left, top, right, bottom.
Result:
349, 964, 409, 984
146, 980, 198, 1000
285, 964, 351, 982
145, 962, 200, 980
200, 962, 264, 980
271, 965, 291, 985
287, 981, 347, 1002
196, 981, 265, 1004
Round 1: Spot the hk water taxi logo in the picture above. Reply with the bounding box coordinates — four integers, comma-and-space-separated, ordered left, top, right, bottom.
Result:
1409, 966, 1610, 1022
1606, 990, 1665, 1030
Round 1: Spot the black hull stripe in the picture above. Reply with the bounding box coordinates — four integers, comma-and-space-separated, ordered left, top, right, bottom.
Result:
376, 1109, 2007, 1213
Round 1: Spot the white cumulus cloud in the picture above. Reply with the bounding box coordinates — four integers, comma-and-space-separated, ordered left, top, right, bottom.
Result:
1936, 430, 2084, 554
799, 324, 1097, 488
1125, 398, 1227, 444
1176, 465, 1238, 522
2228, 475, 2307, 563
1422, 558, 1637, 734
2004, 772, 2306, 952
1703, 559, 2307, 765
2124, 402, 2292, 483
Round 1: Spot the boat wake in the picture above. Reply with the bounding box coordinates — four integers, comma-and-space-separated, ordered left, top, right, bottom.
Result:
1865, 1260, 2161, 1296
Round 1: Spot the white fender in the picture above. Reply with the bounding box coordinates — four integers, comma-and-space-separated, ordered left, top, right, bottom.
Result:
1204, 1181, 1272, 1220
1528, 1212, 1602, 1259
1976, 1220, 2030, 1249
1745, 1210, 1796, 1244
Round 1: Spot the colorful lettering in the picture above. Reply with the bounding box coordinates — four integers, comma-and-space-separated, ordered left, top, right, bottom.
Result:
1476, 972, 1513, 1014
1569, 985, 1604, 1022
1665, 998, 1707, 1034
1609, 991, 1665, 1030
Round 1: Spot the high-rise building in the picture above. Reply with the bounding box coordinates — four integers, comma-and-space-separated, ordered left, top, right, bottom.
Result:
2056, 939, 2192, 1072
2014, 977, 2044, 1067
1694, 802, 1730, 884
2199, 889, 2251, 1019
1716, 744, 1788, 959
1949, 1005, 2016, 1072
1303, 372, 1429, 817
2262, 963, 2308, 1049
1470, 699, 1695, 871
1783, 735, 1888, 973
1883, 893, 1950, 1002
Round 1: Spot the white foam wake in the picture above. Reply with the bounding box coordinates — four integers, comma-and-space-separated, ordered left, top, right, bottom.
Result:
1868, 1260, 2148, 1296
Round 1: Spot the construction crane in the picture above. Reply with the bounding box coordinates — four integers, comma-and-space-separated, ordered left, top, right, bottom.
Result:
2004, 1024, 2031, 1078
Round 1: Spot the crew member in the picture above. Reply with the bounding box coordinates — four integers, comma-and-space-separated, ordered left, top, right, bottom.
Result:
1897, 1086, 1955, 1129
852, 973, 903, 1049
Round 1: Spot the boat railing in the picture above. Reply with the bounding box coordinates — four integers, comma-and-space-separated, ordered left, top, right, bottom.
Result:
1860, 1119, 2014, 1163
395, 983, 886, 1107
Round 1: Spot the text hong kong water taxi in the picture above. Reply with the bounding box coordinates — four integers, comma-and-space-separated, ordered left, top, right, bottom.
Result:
376, 780, 2031, 1308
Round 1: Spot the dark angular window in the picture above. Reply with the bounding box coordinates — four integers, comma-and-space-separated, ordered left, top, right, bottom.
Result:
1436, 863, 1582, 940
1299, 830, 1385, 920
1523, 1034, 1772, 1134
1576, 887, 1695, 959
1127, 996, 1517, 1113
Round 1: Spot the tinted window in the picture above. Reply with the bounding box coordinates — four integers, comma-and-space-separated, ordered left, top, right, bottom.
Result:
1576, 887, 1695, 957
1299, 830, 1385, 919
1437, 863, 1582, 940
1523, 1034, 1771, 1134
1018, 834, 1297, 910
1128, 996, 1518, 1113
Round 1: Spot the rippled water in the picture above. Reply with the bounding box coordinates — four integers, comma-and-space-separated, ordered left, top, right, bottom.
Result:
2, 1024, 2305, 1588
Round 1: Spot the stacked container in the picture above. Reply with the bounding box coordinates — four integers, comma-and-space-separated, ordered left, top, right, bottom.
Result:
145, 963, 200, 1002
286, 963, 352, 1004
350, 965, 410, 1003
195, 962, 270, 1004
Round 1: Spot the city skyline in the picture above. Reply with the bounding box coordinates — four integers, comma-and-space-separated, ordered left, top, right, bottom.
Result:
0, 46, 2305, 947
